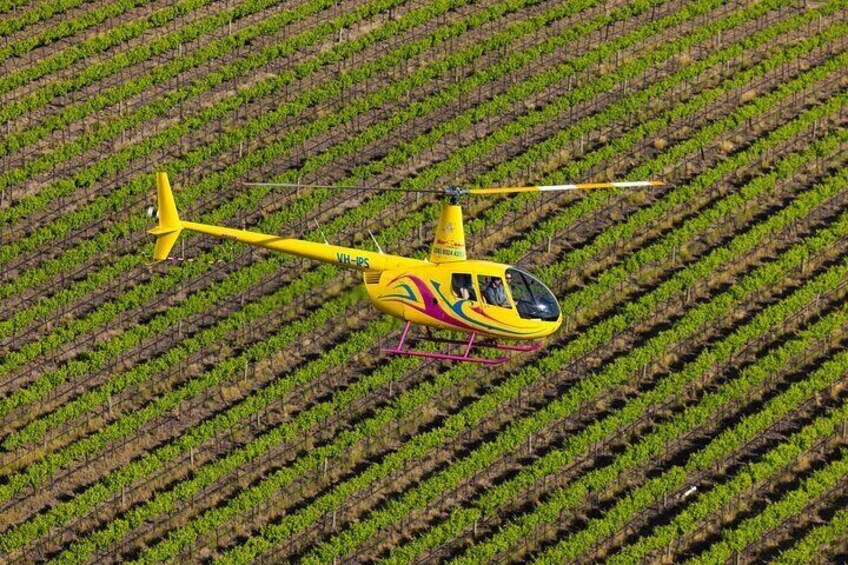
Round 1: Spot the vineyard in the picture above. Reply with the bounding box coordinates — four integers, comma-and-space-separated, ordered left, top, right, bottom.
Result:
1, 0, 848, 562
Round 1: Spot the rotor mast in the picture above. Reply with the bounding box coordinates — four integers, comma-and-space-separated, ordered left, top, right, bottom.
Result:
428, 186, 468, 264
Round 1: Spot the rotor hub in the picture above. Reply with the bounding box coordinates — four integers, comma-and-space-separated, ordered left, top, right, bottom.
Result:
443, 185, 467, 204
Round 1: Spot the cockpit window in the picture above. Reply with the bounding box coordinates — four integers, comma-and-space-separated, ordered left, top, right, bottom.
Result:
451, 273, 477, 301
479, 275, 511, 308
506, 268, 560, 321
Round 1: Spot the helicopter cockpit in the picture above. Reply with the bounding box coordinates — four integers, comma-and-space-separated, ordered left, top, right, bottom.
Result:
504, 267, 560, 321
466, 267, 560, 321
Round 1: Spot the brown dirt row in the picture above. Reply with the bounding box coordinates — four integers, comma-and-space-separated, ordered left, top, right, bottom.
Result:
0, 0, 555, 236
0, 0, 704, 408
0, 8, 828, 502
207, 113, 848, 560
0, 0, 788, 384
336, 159, 848, 565
0, 0, 175, 76
0, 3, 828, 552
590, 377, 848, 565
1, 0, 305, 117
746, 470, 848, 564
1, 0, 441, 182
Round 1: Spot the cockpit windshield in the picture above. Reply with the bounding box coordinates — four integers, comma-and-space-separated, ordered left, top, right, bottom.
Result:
506, 268, 560, 321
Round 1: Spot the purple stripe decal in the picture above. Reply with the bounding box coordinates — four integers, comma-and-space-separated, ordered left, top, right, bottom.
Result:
384, 274, 532, 336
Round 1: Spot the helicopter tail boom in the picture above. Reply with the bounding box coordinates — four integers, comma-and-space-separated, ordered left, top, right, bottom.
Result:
179, 219, 424, 272
149, 172, 425, 272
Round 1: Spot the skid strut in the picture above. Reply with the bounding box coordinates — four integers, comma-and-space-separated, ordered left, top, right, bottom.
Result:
382, 322, 539, 365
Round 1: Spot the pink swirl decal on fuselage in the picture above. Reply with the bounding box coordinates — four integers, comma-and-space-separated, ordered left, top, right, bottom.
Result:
383, 274, 530, 336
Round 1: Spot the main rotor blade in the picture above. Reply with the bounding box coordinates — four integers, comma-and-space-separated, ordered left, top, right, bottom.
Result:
243, 182, 444, 193
469, 180, 664, 195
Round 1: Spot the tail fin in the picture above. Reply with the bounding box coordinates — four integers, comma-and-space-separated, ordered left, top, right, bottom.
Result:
148, 172, 183, 260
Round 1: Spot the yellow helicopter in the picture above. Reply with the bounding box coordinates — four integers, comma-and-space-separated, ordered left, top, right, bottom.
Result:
150, 172, 661, 365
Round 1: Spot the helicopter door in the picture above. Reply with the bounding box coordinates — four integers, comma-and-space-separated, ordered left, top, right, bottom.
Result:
451, 273, 477, 301
478, 275, 512, 309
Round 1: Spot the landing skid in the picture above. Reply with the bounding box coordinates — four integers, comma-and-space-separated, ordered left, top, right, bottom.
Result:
382, 322, 541, 365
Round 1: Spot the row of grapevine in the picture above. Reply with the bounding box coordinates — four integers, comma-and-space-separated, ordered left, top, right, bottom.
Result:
209, 156, 848, 557
0, 0, 373, 157
4, 0, 848, 561
444, 248, 848, 564
294, 176, 848, 565
534, 347, 848, 564
0, 0, 91, 38
0, 0, 716, 396
776, 508, 848, 563
0, 0, 832, 480
0, 0, 148, 64
386, 281, 848, 563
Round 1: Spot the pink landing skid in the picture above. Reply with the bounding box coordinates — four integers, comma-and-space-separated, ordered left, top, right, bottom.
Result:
381, 322, 541, 365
